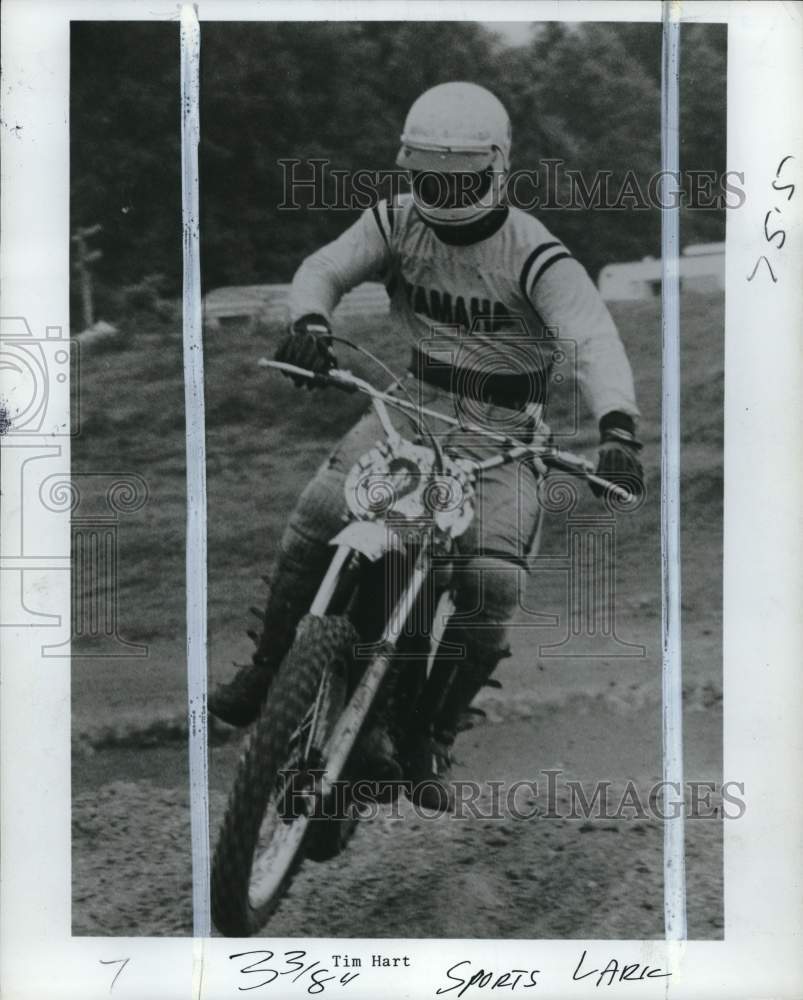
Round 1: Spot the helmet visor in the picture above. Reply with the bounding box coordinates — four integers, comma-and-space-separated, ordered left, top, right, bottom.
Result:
396, 143, 496, 173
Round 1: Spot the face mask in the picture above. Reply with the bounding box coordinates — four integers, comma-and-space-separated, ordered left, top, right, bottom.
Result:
410, 168, 495, 211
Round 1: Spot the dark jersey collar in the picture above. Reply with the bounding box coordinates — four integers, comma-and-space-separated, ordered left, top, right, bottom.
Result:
422, 205, 510, 246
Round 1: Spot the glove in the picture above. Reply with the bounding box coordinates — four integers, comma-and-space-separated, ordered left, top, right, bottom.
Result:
275, 313, 336, 389
591, 412, 644, 499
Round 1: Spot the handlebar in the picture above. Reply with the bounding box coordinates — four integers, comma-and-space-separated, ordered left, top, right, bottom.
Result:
259, 358, 636, 504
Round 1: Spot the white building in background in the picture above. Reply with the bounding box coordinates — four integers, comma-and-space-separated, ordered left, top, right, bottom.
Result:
203, 281, 390, 330
598, 242, 725, 301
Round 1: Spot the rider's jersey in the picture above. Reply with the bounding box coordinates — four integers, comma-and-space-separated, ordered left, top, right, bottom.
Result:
288, 195, 638, 422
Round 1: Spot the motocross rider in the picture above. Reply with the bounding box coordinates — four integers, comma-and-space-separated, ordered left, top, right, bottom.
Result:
209, 82, 644, 812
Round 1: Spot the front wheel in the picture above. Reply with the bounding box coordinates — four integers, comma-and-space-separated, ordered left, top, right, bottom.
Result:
211, 613, 359, 937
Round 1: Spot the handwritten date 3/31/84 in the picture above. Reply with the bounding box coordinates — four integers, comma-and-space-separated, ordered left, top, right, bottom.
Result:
229, 951, 361, 994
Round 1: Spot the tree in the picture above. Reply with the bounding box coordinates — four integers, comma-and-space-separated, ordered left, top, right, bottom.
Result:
70, 20, 727, 311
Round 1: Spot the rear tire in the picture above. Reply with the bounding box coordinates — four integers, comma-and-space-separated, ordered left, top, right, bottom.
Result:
211, 613, 358, 937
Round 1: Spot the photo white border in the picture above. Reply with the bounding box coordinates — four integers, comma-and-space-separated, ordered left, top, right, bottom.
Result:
1, 1, 801, 997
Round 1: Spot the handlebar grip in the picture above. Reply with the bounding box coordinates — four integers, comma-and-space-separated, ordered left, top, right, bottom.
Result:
322, 370, 358, 394
585, 473, 634, 501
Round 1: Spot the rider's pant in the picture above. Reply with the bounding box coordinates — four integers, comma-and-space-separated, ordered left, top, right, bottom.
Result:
254, 378, 545, 725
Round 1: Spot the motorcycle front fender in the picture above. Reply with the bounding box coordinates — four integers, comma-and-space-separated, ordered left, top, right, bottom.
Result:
329, 520, 399, 563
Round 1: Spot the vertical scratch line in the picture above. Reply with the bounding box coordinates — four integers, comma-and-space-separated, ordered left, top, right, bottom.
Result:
180, 1, 211, 952
661, 1, 687, 944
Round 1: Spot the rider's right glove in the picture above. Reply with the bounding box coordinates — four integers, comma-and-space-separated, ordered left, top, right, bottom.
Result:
591, 411, 645, 500
275, 313, 337, 389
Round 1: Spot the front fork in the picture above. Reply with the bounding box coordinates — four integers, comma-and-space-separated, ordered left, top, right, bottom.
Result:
307, 538, 432, 799
308, 544, 355, 618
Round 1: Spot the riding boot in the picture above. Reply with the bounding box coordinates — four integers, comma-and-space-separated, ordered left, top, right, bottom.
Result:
354, 628, 431, 790
404, 622, 510, 812
208, 531, 331, 728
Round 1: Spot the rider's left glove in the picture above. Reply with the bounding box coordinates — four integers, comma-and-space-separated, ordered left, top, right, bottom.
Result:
275, 313, 337, 389
591, 412, 645, 499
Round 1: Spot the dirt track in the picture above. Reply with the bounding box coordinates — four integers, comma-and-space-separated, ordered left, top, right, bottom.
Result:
73, 699, 723, 939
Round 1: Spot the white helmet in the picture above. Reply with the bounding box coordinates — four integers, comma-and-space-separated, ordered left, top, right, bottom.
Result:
396, 82, 512, 228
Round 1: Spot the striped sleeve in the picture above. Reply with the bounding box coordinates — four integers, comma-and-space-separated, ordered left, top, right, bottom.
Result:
523, 247, 640, 422
519, 240, 573, 301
